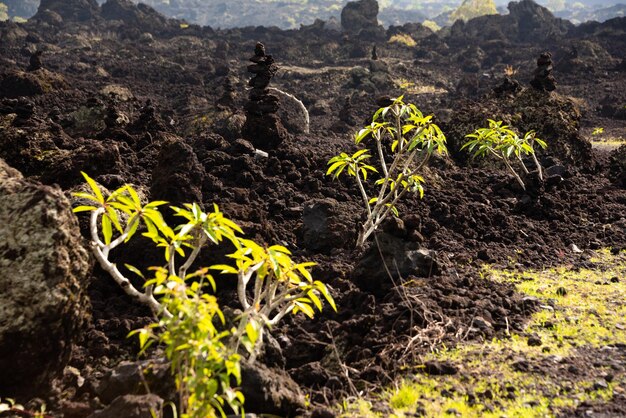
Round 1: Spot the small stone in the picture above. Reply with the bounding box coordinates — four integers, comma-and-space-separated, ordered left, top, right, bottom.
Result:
528, 334, 542, 347
592, 380, 609, 391
512, 359, 530, 372
556, 286, 568, 296
569, 244, 583, 253
423, 361, 458, 376
472, 317, 493, 330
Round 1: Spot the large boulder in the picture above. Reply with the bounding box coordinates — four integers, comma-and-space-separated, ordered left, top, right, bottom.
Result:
508, 0, 573, 42
341, 0, 385, 39
101, 0, 173, 34
34, 0, 100, 22
0, 159, 90, 397
447, 0, 573, 46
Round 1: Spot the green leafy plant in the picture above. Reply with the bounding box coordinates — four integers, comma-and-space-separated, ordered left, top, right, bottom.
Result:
213, 239, 336, 360
327, 96, 447, 248
592, 127, 604, 136
388, 33, 417, 47
461, 119, 547, 190
131, 268, 244, 418
73, 172, 336, 417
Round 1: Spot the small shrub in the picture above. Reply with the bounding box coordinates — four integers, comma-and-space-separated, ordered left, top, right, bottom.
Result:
461, 119, 547, 190
327, 96, 447, 248
592, 127, 604, 136
73, 172, 336, 417
422, 20, 441, 33
388, 34, 417, 48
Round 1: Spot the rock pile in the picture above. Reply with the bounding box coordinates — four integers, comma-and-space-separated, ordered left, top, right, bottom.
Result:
242, 42, 287, 149
216, 76, 236, 110
530, 52, 557, 92
27, 51, 43, 72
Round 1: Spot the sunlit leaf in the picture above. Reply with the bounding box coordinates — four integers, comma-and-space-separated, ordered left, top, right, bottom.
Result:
81, 172, 104, 203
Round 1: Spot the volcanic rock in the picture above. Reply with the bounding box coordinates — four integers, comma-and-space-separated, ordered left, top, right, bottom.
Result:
530, 52, 556, 92
444, 84, 593, 170
34, 0, 100, 23
300, 198, 358, 254
150, 137, 205, 204
353, 233, 440, 296
27, 50, 43, 72
240, 360, 306, 416
0, 69, 67, 98
88, 394, 164, 418
101, 0, 173, 34
609, 145, 626, 188
0, 159, 90, 397
341, 0, 385, 39
448, 0, 573, 46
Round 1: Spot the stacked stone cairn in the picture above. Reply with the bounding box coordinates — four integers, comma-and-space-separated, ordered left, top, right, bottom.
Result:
242, 42, 288, 149
530, 52, 557, 92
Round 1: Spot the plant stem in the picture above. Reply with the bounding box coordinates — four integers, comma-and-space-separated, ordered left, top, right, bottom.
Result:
503, 157, 526, 190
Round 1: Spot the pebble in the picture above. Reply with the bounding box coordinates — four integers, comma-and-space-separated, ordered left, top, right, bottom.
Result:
528, 334, 542, 347
592, 380, 609, 391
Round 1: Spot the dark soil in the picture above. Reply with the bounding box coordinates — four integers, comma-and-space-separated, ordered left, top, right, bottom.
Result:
1, 1, 626, 416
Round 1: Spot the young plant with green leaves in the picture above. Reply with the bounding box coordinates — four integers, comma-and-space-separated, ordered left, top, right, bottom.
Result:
462, 119, 547, 190
73, 172, 336, 417
73, 172, 241, 317
213, 239, 336, 360
327, 96, 447, 248
131, 267, 244, 418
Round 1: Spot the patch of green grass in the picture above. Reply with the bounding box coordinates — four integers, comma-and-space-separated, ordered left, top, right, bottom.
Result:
339, 249, 626, 417
588, 134, 626, 151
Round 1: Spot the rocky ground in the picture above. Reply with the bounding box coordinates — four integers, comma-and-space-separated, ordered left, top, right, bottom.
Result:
1, 0, 626, 417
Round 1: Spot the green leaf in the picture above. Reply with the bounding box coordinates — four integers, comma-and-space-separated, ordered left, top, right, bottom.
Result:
315, 282, 337, 312
354, 127, 371, 144
210, 264, 238, 274
81, 172, 104, 204
293, 301, 315, 318
106, 206, 123, 233
326, 160, 345, 176
102, 215, 113, 245
72, 205, 98, 213
124, 264, 144, 278
307, 290, 323, 311
127, 185, 141, 207
125, 217, 140, 242
245, 322, 259, 346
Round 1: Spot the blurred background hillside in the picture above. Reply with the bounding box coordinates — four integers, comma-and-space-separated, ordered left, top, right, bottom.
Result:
0, 0, 623, 28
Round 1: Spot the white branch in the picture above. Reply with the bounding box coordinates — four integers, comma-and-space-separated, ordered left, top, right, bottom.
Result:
269, 87, 310, 134
88, 208, 171, 318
